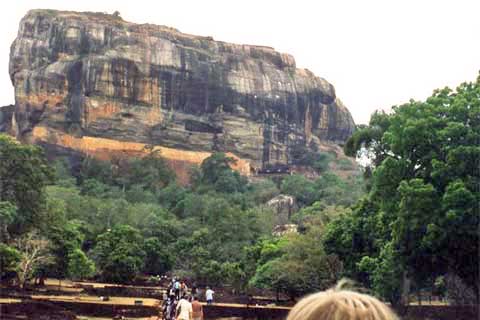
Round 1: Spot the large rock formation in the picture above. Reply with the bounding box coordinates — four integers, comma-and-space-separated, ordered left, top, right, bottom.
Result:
9, 9, 355, 182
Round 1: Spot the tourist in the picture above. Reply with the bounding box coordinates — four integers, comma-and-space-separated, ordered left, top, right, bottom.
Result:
205, 287, 214, 305
191, 295, 203, 320
176, 294, 193, 320
163, 295, 176, 320
286, 284, 398, 320
169, 284, 176, 298
181, 281, 189, 297
191, 283, 198, 298
174, 279, 181, 300
161, 297, 169, 320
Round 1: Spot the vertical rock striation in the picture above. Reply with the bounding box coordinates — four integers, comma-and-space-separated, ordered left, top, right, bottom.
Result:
9, 9, 355, 180
0, 105, 14, 134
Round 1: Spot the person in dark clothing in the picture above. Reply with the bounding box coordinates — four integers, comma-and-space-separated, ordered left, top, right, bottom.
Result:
191, 284, 197, 298
167, 295, 177, 320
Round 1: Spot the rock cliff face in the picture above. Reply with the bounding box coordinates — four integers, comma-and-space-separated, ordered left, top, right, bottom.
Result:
9, 9, 355, 181
0, 105, 14, 134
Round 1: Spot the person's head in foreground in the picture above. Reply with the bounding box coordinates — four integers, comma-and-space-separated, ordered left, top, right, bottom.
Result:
287, 285, 398, 320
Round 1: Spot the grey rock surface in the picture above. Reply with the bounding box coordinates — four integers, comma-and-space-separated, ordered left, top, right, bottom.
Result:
9, 9, 355, 171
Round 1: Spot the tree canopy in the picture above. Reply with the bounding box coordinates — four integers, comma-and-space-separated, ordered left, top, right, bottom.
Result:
326, 75, 480, 303
0, 135, 54, 236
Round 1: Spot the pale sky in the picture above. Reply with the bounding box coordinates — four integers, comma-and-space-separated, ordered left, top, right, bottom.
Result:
2, 0, 479, 124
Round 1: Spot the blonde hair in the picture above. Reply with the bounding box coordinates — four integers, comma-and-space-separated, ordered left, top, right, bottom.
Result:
287, 286, 398, 320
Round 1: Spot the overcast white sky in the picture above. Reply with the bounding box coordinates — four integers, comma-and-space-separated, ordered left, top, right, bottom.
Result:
2, 0, 479, 124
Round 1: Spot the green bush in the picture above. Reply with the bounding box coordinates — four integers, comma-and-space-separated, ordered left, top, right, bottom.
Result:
336, 158, 354, 170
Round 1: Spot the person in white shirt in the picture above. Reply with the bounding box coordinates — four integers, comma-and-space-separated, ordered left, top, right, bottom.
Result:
176, 295, 192, 320
205, 287, 214, 305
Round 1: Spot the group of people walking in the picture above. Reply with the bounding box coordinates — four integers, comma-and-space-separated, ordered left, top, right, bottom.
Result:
162, 277, 215, 320
162, 277, 399, 320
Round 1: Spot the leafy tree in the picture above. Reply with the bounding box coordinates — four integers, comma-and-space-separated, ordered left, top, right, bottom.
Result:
157, 183, 187, 209
197, 153, 247, 193
0, 201, 16, 242
312, 153, 335, 172
174, 227, 211, 281
290, 144, 335, 173
46, 185, 105, 236
246, 206, 277, 236
200, 153, 233, 184
123, 152, 175, 192
244, 237, 286, 285
246, 179, 280, 204
280, 174, 316, 206
292, 201, 349, 231
202, 197, 257, 261
323, 198, 382, 287
0, 134, 54, 235
357, 243, 403, 304
336, 158, 355, 170
329, 75, 480, 303
52, 159, 76, 188
221, 261, 246, 291
80, 178, 122, 199
143, 237, 173, 275
0, 243, 20, 280
80, 153, 175, 194
195, 259, 224, 285
92, 225, 145, 283
280, 172, 364, 208
67, 248, 95, 280
125, 184, 156, 203
79, 156, 116, 186
249, 258, 286, 298
47, 221, 85, 279
249, 227, 342, 299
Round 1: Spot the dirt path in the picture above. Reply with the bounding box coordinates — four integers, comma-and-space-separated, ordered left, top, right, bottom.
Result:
29, 294, 293, 310
0, 298, 21, 303
30, 294, 160, 307
44, 278, 166, 291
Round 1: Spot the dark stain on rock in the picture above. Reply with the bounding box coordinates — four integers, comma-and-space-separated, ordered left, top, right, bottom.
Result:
65, 60, 84, 135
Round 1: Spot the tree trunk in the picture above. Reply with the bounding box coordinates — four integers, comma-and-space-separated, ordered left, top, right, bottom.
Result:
0, 224, 9, 243
429, 285, 432, 304
401, 270, 411, 306
18, 276, 26, 290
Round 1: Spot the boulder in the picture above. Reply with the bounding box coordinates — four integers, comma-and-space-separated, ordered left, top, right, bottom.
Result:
267, 194, 296, 225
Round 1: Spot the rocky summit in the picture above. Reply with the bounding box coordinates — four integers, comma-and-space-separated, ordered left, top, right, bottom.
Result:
7, 9, 355, 182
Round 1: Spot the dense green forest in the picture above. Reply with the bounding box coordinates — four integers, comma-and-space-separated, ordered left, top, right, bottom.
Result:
1, 75, 478, 305
0, 136, 363, 291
